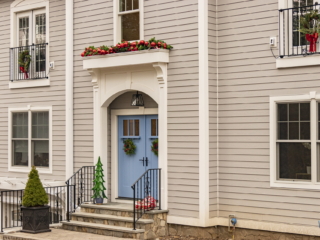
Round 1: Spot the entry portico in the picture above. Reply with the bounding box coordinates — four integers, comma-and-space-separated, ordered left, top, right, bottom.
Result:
83, 49, 169, 209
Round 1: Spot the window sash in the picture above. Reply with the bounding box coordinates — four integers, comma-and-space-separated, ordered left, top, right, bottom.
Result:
11, 110, 50, 168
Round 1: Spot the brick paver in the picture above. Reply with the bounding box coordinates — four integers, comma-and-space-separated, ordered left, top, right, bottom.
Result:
3, 228, 135, 240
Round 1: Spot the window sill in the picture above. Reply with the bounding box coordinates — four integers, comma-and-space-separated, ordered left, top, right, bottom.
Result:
276, 55, 320, 68
9, 78, 50, 89
9, 166, 52, 174
271, 181, 320, 190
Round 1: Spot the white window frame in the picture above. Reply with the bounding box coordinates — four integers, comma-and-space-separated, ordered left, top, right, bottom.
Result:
8, 106, 53, 174
113, 0, 144, 45
10, 0, 50, 89
270, 91, 320, 189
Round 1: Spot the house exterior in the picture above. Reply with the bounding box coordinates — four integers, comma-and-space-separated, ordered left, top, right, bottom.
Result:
1, 0, 320, 239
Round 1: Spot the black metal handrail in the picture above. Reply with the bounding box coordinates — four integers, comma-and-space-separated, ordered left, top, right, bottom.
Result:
65, 166, 95, 221
279, 3, 320, 57
9, 43, 48, 81
0, 185, 74, 232
131, 168, 161, 230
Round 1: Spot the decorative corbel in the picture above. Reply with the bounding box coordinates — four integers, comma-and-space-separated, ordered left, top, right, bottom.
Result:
153, 63, 167, 86
88, 68, 100, 88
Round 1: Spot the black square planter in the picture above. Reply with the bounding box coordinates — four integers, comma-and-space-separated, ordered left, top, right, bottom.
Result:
21, 205, 51, 234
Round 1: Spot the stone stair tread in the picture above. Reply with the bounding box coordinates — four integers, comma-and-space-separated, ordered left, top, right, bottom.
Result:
81, 203, 168, 214
72, 212, 154, 224
61, 220, 145, 233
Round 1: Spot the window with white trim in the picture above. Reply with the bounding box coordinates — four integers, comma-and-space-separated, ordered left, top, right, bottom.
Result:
114, 0, 144, 43
270, 93, 320, 188
9, 107, 52, 172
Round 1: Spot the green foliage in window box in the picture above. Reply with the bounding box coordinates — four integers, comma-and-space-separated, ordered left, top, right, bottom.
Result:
22, 166, 49, 207
299, 10, 320, 35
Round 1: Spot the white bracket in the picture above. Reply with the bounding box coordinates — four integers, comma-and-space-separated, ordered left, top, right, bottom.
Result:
49, 61, 55, 69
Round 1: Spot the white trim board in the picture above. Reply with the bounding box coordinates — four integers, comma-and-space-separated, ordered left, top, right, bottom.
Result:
8, 105, 53, 174
198, 0, 209, 226
111, 108, 158, 203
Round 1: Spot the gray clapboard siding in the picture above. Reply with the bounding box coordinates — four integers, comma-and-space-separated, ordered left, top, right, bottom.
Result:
217, 0, 320, 227
0, 0, 66, 181
144, 0, 200, 218
209, 0, 217, 218
73, 0, 112, 171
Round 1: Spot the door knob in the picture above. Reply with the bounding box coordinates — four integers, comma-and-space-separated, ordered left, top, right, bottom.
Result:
145, 157, 149, 167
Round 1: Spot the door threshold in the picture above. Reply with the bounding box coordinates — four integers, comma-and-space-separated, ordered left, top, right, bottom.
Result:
116, 197, 134, 201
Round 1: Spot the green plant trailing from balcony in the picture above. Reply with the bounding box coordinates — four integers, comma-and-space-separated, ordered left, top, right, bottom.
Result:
22, 166, 49, 207
81, 37, 173, 57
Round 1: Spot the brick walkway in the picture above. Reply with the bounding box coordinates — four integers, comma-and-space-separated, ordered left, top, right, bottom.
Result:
2, 228, 137, 240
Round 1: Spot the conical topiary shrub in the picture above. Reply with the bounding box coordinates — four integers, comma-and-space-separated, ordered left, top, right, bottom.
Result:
22, 166, 49, 207
92, 157, 107, 203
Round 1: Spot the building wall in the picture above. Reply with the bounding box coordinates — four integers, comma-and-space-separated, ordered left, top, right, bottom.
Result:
73, 0, 200, 218
0, 0, 66, 181
144, 0, 200, 218
209, 0, 218, 219
217, 0, 320, 227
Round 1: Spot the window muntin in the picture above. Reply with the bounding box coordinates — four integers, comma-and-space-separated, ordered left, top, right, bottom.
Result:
11, 111, 50, 168
277, 103, 311, 181
119, 0, 140, 41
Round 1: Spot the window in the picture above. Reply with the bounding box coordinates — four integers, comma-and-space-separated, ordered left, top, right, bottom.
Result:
123, 119, 140, 136
270, 92, 320, 189
9, 107, 52, 173
10, 1, 50, 87
114, 0, 144, 44
277, 103, 311, 180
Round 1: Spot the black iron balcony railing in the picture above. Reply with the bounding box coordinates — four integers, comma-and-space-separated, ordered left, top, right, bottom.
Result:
279, 3, 320, 57
9, 43, 48, 81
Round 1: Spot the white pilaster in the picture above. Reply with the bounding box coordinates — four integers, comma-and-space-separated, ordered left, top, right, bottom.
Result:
65, 0, 74, 179
198, 0, 209, 226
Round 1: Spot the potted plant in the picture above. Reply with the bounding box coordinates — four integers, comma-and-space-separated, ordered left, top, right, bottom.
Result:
92, 157, 107, 204
299, 10, 320, 52
21, 166, 51, 233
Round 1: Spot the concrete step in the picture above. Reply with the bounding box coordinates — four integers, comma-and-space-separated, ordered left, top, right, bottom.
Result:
61, 220, 145, 239
71, 212, 153, 229
80, 203, 168, 220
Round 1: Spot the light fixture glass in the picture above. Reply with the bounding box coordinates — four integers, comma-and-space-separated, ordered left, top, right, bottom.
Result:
131, 91, 144, 106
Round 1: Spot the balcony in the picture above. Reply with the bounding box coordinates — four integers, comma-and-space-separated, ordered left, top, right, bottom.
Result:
9, 43, 48, 82
278, 3, 320, 58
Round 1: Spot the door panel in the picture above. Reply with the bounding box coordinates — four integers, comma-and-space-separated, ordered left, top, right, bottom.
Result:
118, 115, 146, 198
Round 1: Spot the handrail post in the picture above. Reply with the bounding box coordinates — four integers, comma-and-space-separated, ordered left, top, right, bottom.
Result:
159, 169, 161, 210
133, 185, 136, 230
67, 181, 70, 222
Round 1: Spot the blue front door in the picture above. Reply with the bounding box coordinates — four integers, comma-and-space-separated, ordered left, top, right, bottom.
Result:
118, 115, 158, 198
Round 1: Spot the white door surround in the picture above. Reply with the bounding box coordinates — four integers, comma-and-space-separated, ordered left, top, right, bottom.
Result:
83, 50, 169, 209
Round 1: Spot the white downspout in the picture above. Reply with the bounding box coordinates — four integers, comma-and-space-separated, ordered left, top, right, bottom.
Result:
66, 0, 74, 179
